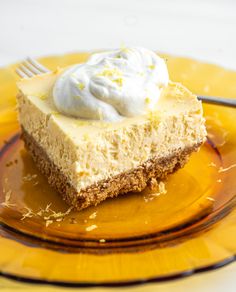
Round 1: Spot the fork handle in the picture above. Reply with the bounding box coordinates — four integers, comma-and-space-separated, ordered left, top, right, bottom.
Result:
198, 95, 236, 107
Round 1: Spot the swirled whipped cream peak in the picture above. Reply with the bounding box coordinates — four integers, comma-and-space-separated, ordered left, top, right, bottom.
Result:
53, 47, 169, 122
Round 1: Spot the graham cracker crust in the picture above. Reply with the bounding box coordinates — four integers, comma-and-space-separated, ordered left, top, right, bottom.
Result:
21, 127, 202, 211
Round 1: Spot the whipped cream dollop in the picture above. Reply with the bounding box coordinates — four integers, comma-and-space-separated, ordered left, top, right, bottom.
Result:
53, 47, 169, 122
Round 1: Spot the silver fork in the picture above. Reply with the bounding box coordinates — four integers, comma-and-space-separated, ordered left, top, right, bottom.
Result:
16, 57, 236, 108
16, 57, 50, 78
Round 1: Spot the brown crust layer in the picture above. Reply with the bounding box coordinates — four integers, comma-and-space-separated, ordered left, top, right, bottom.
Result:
21, 127, 202, 211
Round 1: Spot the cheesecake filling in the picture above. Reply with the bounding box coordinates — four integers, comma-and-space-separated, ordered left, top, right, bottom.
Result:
17, 77, 207, 193
53, 47, 169, 122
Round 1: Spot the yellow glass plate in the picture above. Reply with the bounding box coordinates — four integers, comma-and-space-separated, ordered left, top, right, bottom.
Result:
1, 53, 236, 287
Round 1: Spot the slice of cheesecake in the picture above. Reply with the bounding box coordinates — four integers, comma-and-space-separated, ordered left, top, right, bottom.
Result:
17, 71, 206, 210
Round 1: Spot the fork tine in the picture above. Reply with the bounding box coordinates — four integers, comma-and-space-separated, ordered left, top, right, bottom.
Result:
23, 60, 42, 75
16, 57, 51, 78
15, 68, 28, 78
26, 57, 50, 73
18, 65, 34, 77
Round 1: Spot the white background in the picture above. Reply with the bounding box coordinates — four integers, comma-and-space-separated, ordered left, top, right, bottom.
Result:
0, 0, 236, 291
0, 0, 236, 69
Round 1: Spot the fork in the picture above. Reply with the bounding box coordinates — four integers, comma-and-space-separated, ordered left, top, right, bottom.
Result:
16, 57, 236, 108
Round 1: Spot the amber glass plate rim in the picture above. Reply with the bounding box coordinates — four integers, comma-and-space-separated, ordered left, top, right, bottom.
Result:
0, 256, 235, 287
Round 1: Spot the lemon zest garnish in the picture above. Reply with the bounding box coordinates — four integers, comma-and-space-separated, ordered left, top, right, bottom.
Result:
45, 203, 52, 212
144, 181, 167, 202
120, 43, 130, 53
97, 68, 123, 87
121, 48, 130, 53
145, 97, 151, 104
206, 197, 215, 202
51, 111, 60, 116
43, 207, 73, 221
76, 82, 85, 90
113, 77, 123, 87
46, 220, 53, 227
97, 68, 122, 78
22, 173, 37, 182
158, 181, 167, 194
1, 190, 15, 208
89, 211, 97, 219
86, 225, 97, 232
21, 207, 34, 220
36, 93, 47, 100
20, 202, 73, 227
148, 64, 155, 70
208, 162, 217, 167
219, 164, 236, 173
